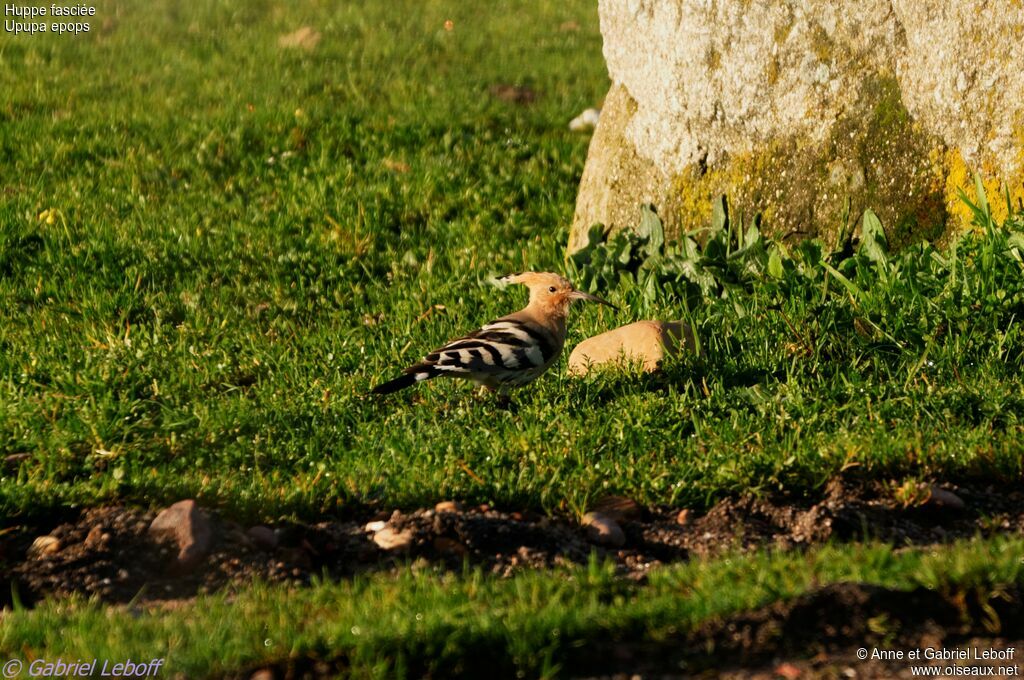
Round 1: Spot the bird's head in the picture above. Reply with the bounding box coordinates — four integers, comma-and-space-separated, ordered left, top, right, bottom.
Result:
500, 272, 617, 315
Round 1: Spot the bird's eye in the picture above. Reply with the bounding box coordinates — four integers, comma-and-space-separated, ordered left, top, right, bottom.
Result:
548, 286, 557, 293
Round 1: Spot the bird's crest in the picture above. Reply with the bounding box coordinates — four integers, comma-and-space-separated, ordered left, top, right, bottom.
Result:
499, 272, 571, 289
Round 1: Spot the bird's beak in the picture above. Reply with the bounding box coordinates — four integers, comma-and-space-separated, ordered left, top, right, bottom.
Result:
569, 290, 618, 310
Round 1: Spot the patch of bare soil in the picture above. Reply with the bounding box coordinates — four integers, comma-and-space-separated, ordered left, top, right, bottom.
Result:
488, 83, 538, 104
1, 478, 1021, 608
577, 583, 1023, 679
665, 477, 1023, 556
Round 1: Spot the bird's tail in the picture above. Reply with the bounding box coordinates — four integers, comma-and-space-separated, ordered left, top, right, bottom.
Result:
371, 367, 436, 395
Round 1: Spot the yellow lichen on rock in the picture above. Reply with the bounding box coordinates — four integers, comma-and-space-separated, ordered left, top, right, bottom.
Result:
670, 144, 779, 237
942, 144, 1024, 232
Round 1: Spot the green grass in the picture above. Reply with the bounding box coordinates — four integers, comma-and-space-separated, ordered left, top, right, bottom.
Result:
4, 2, 1024, 675
1, 0, 1022, 527
1, 0, 609, 519
3, 538, 1022, 678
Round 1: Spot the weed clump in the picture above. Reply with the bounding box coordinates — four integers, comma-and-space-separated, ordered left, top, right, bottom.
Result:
570, 178, 1024, 382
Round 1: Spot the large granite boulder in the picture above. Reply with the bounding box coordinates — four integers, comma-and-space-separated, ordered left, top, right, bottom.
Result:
569, 0, 1024, 254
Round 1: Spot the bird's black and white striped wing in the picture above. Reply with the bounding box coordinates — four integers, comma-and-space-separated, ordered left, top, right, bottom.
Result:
372, 318, 560, 394
426, 318, 559, 379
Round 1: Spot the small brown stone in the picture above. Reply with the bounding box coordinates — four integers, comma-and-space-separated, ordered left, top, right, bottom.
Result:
675, 509, 691, 526
247, 525, 279, 551
926, 485, 966, 511
568, 320, 695, 376
592, 495, 643, 522
28, 535, 61, 558
582, 512, 626, 547
372, 527, 414, 552
434, 501, 462, 514
148, 499, 213, 572
84, 525, 108, 548
250, 670, 275, 680
775, 661, 803, 679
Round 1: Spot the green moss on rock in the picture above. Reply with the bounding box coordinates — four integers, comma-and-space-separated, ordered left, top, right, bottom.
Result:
668, 73, 948, 249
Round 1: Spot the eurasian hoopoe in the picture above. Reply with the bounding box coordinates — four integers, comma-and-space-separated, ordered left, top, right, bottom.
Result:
371, 272, 616, 395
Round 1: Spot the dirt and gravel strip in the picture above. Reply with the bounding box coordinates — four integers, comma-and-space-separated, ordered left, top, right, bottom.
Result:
2, 478, 1021, 607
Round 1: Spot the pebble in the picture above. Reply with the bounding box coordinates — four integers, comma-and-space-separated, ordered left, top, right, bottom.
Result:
28, 535, 61, 558
84, 525, 108, 548
434, 500, 462, 514
926, 485, 966, 511
592, 495, 643, 522
775, 662, 803, 679
569, 107, 601, 132
582, 512, 626, 547
148, 499, 213, 573
364, 520, 387, 533
247, 525, 279, 551
372, 527, 414, 552
675, 509, 691, 526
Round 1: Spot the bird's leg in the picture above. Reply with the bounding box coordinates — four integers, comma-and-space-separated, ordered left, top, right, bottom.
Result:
475, 383, 512, 409
493, 387, 515, 411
